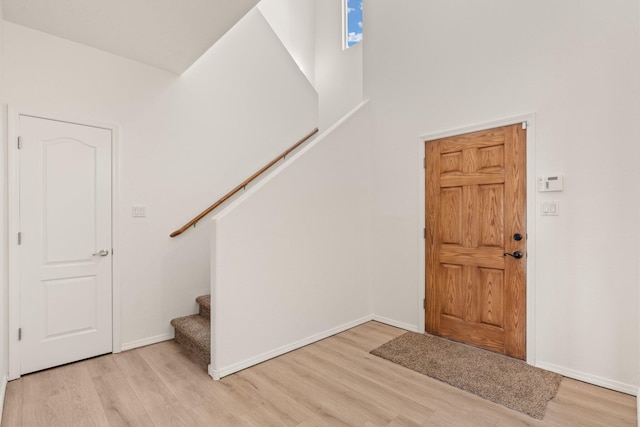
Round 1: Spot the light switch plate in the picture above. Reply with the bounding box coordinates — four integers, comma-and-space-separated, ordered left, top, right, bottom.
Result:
132, 205, 147, 218
541, 201, 559, 216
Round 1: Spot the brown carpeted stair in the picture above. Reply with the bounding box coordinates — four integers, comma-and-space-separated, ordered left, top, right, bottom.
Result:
170, 294, 211, 369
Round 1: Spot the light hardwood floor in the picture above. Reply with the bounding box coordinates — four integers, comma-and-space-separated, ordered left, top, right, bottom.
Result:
1, 321, 636, 426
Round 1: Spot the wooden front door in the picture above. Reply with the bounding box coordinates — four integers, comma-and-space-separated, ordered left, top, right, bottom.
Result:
425, 123, 526, 359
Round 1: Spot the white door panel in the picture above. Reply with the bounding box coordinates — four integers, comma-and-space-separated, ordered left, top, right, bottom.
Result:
19, 115, 112, 375
43, 139, 97, 263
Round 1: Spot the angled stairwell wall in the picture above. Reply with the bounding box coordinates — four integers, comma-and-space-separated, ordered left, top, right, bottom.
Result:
210, 101, 374, 379
258, 0, 316, 86
258, 0, 364, 132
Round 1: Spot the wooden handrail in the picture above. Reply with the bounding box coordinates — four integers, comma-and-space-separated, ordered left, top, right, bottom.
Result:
170, 127, 319, 238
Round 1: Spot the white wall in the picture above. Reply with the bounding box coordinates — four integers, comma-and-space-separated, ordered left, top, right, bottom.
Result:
365, 0, 640, 392
259, 0, 364, 131
258, 0, 316, 85
0, 1, 7, 409
315, 0, 363, 129
210, 102, 373, 377
2, 8, 318, 349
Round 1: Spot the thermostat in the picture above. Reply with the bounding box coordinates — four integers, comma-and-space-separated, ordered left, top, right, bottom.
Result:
537, 175, 563, 192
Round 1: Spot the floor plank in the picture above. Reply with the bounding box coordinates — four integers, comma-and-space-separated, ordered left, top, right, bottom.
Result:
21, 362, 110, 427
1, 321, 636, 426
2, 379, 23, 427
113, 350, 199, 427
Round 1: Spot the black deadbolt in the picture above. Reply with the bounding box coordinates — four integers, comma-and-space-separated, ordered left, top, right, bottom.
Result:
513, 233, 523, 241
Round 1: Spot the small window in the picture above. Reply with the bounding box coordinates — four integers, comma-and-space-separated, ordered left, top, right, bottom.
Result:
343, 0, 363, 49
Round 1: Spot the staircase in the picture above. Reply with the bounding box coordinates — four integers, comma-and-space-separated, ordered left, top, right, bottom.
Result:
170, 295, 211, 369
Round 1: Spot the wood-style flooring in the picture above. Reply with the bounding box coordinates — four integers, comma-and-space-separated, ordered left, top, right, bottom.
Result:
1, 321, 636, 426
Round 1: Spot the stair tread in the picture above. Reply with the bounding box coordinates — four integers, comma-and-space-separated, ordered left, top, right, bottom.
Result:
195, 294, 210, 310
170, 314, 210, 351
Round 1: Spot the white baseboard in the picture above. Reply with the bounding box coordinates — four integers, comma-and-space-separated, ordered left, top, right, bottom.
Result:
0, 373, 8, 424
121, 332, 174, 352
209, 315, 373, 380
371, 315, 420, 332
536, 361, 637, 396
208, 364, 220, 380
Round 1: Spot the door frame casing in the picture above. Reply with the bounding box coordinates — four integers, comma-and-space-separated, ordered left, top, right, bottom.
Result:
7, 107, 121, 380
417, 113, 536, 366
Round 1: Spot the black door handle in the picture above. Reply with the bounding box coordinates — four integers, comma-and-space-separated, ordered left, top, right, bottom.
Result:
504, 251, 523, 259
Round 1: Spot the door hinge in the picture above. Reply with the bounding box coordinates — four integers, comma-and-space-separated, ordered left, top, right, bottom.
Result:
424, 228, 427, 239
18, 328, 22, 341
423, 298, 426, 309
17, 136, 22, 149
423, 157, 426, 169
17, 232, 22, 245
522, 122, 528, 130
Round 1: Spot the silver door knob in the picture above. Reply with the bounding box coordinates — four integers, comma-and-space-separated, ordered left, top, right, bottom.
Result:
92, 249, 109, 257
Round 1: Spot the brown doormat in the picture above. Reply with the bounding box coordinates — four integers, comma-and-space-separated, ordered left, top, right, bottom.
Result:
370, 332, 562, 419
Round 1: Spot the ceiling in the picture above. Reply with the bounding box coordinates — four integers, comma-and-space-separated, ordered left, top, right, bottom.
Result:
2, 0, 259, 74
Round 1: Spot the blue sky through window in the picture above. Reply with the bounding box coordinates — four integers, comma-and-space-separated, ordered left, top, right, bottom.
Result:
346, 0, 363, 48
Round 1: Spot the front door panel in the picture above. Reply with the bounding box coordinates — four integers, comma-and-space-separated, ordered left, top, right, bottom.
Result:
426, 123, 526, 359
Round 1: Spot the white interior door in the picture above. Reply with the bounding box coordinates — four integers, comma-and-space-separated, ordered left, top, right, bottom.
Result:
18, 115, 113, 375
